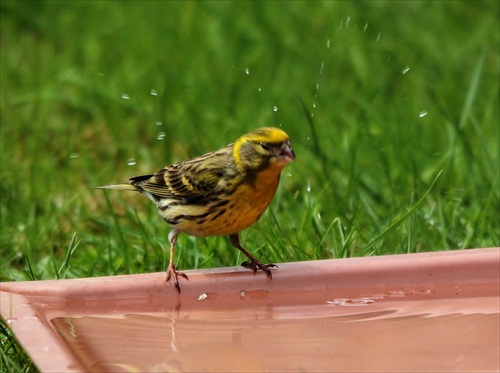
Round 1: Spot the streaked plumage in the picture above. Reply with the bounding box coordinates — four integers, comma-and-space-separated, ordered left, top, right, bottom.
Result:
96, 127, 295, 292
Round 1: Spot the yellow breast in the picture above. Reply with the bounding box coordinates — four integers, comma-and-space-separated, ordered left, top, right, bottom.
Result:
165, 165, 282, 237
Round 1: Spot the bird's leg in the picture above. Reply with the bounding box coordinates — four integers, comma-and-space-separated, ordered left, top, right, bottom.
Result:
229, 233, 277, 279
166, 230, 188, 293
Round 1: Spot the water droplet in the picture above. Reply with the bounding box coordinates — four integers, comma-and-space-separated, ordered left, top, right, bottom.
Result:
312, 103, 316, 108
327, 298, 374, 306
121, 93, 130, 100
419, 110, 428, 118
258, 87, 262, 92
197, 293, 208, 301
385, 290, 408, 298
402, 66, 410, 75
97, 73, 105, 77
273, 106, 278, 112
346, 16, 351, 28
245, 68, 250, 75
150, 89, 158, 96
69, 153, 79, 159
363, 23, 368, 32
157, 132, 166, 140
376, 33, 381, 42
239, 290, 246, 298
155, 121, 163, 126
326, 39, 331, 48
306, 181, 311, 193
127, 159, 136, 166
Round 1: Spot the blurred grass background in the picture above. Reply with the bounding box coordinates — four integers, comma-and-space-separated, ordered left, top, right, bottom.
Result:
1, 0, 499, 370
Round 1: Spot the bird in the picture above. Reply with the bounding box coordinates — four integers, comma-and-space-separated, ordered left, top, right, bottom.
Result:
96, 127, 295, 292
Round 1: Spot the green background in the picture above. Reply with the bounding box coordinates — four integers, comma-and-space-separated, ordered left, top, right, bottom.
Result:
1, 1, 499, 370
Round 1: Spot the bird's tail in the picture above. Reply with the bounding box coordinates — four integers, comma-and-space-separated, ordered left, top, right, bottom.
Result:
94, 183, 139, 192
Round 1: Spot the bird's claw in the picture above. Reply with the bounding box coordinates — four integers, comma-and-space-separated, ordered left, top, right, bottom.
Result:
241, 260, 278, 279
166, 264, 189, 293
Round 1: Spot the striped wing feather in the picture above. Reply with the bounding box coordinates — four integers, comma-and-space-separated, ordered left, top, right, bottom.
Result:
129, 146, 235, 201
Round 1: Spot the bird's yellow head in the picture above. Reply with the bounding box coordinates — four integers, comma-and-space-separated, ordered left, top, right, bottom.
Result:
233, 127, 295, 172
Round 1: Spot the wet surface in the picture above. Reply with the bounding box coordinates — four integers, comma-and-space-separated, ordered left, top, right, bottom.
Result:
1, 248, 499, 372
51, 285, 499, 372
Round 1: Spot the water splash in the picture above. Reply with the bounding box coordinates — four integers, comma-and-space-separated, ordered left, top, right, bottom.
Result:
327, 298, 375, 306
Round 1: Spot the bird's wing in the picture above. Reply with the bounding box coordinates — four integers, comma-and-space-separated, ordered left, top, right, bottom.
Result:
129, 146, 234, 201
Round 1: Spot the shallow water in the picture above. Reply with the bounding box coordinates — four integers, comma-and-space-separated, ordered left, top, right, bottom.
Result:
3, 249, 498, 372
51, 283, 499, 372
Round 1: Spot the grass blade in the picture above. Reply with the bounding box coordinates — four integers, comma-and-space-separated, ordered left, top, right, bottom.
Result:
364, 170, 444, 253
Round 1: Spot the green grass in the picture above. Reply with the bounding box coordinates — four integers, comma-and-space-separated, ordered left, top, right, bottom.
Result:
1, 0, 499, 370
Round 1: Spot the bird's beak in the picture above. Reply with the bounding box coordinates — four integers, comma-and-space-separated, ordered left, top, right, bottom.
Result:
277, 141, 296, 164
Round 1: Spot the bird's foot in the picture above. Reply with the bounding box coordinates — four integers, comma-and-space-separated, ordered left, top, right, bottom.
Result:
241, 260, 278, 279
166, 264, 189, 293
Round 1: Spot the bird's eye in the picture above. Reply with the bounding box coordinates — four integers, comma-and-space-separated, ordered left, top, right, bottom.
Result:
260, 142, 270, 151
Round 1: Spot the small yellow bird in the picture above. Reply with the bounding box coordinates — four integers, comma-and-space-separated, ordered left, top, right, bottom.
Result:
97, 127, 295, 292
